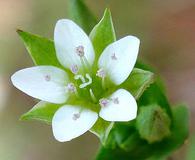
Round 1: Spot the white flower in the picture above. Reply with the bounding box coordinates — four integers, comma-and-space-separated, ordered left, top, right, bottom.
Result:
11, 19, 140, 142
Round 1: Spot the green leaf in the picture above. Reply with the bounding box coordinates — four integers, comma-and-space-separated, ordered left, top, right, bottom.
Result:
120, 68, 154, 100
90, 118, 114, 145
186, 135, 195, 160
17, 30, 62, 68
136, 105, 171, 144
95, 105, 189, 160
20, 101, 61, 124
68, 0, 97, 34
90, 8, 116, 59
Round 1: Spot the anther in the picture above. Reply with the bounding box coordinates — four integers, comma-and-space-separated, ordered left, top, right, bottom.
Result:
66, 83, 76, 93
45, 75, 51, 81
112, 97, 119, 104
72, 113, 80, 121
70, 65, 79, 74
96, 68, 106, 78
99, 98, 109, 107
111, 53, 117, 60
76, 45, 84, 57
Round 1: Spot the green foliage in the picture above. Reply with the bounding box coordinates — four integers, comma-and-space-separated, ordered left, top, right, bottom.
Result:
17, 30, 62, 68
68, 0, 97, 34
90, 9, 116, 59
90, 118, 114, 145
95, 105, 189, 160
20, 101, 61, 124
136, 105, 171, 143
120, 68, 154, 99
136, 61, 173, 118
186, 135, 195, 160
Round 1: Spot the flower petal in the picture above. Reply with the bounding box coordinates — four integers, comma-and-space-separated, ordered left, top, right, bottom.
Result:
54, 19, 95, 72
98, 36, 140, 85
99, 89, 137, 122
11, 66, 69, 104
52, 105, 98, 142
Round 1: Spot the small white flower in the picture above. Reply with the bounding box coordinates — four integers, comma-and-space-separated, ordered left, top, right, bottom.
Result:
11, 19, 140, 142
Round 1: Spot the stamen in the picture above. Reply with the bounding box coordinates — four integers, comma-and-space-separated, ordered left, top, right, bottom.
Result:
112, 97, 119, 104
45, 75, 51, 81
96, 68, 106, 78
99, 98, 109, 107
96, 69, 106, 89
70, 65, 79, 74
72, 113, 80, 121
76, 45, 84, 57
66, 83, 76, 93
89, 88, 97, 102
111, 53, 117, 60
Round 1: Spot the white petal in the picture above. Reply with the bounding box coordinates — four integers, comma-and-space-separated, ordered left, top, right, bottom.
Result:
11, 66, 69, 104
54, 19, 95, 71
99, 89, 137, 122
98, 36, 140, 85
52, 105, 98, 142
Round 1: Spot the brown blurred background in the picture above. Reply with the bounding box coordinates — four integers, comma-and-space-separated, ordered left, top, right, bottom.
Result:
0, 0, 194, 159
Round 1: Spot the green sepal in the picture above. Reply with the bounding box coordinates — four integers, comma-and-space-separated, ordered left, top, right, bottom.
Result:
20, 101, 62, 124
90, 118, 114, 145
120, 68, 154, 99
90, 8, 116, 60
136, 105, 171, 143
68, 0, 97, 34
136, 61, 172, 118
17, 30, 63, 68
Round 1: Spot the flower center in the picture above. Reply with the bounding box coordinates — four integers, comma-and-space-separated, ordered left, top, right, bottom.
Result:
74, 73, 92, 89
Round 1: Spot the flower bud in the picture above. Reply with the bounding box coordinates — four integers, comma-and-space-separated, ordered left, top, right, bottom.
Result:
136, 105, 171, 143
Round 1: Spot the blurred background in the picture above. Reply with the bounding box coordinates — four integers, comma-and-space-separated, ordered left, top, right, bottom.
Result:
0, 0, 194, 159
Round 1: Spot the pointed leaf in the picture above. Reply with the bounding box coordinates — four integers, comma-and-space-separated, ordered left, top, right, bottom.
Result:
90, 8, 116, 59
17, 30, 62, 68
90, 118, 114, 145
120, 68, 154, 99
68, 0, 97, 34
20, 101, 62, 124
